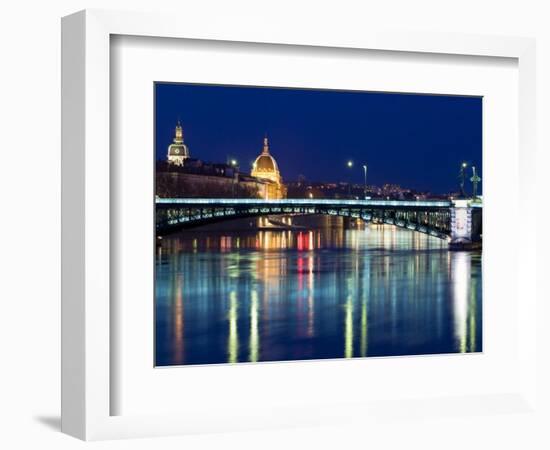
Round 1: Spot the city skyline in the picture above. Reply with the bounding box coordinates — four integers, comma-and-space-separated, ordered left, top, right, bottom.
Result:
155, 83, 482, 195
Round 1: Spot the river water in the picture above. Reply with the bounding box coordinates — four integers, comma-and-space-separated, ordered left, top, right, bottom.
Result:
155, 224, 482, 366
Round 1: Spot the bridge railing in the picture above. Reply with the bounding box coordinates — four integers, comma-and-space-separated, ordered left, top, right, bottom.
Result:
155, 197, 453, 208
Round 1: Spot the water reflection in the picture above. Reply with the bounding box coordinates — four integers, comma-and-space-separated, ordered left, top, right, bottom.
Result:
249, 290, 259, 362
451, 252, 479, 353
155, 225, 482, 366
228, 290, 238, 363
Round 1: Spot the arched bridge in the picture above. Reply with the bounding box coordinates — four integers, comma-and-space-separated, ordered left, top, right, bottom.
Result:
156, 198, 482, 247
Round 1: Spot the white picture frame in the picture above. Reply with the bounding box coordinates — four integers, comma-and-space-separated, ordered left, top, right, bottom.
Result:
61, 9, 538, 441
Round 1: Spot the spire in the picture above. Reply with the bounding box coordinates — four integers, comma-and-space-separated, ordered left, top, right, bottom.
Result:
174, 120, 183, 144
262, 134, 270, 155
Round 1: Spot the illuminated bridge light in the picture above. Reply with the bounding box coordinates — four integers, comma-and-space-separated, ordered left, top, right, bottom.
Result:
156, 197, 482, 244
156, 198, 456, 208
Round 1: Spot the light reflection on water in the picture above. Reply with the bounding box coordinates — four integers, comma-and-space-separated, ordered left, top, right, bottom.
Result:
155, 225, 482, 366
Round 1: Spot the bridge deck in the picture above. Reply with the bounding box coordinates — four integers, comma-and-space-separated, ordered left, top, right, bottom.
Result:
156, 198, 454, 209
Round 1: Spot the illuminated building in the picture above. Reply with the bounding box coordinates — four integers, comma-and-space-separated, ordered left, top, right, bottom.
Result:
251, 136, 286, 199
167, 121, 190, 166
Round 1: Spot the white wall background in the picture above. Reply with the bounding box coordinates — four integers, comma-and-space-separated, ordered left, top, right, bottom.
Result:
0, 1, 548, 449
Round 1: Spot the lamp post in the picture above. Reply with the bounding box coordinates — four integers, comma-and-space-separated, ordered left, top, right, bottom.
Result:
230, 159, 238, 197
459, 162, 468, 198
347, 160, 353, 198
363, 164, 368, 199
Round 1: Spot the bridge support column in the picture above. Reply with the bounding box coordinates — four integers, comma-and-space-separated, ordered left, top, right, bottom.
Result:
449, 200, 482, 250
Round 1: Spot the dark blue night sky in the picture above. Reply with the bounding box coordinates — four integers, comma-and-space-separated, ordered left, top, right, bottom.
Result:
155, 83, 482, 194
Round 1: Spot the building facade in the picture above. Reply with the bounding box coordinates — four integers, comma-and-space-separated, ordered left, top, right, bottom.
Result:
163, 125, 286, 199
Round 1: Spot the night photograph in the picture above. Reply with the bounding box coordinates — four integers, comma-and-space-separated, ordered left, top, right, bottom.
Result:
154, 83, 483, 367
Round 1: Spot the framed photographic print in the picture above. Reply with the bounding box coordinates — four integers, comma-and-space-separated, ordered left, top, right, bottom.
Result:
62, 9, 538, 441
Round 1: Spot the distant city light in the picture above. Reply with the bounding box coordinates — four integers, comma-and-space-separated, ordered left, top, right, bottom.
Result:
462, 162, 468, 168
347, 160, 353, 168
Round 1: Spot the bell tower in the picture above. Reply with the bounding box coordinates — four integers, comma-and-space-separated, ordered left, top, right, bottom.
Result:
167, 120, 190, 166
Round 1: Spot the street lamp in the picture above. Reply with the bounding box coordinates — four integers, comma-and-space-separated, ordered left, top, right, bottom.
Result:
346, 160, 353, 198
229, 159, 239, 197
363, 164, 368, 199
459, 161, 468, 198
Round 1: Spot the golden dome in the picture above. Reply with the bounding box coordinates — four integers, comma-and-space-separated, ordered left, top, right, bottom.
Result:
254, 154, 278, 172
252, 137, 280, 179
251, 136, 285, 199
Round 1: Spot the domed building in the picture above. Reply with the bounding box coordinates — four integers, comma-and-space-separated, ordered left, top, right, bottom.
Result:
251, 136, 286, 199
167, 121, 190, 166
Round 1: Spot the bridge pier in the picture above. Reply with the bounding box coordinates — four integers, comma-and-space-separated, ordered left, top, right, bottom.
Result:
449, 200, 482, 250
